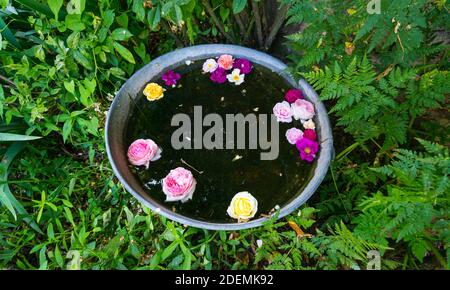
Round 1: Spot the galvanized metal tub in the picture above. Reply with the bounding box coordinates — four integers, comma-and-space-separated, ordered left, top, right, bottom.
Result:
105, 44, 333, 230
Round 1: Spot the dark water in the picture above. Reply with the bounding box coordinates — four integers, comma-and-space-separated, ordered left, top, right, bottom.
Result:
125, 62, 318, 223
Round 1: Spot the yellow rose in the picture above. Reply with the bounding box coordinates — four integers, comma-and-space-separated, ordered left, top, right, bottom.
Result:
227, 192, 258, 221
143, 83, 164, 101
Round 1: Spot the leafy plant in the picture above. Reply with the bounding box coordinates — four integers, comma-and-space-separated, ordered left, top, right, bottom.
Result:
354, 139, 449, 268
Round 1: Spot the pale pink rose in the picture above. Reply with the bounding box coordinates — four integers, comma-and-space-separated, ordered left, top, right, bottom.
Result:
291, 99, 315, 120
162, 167, 196, 203
127, 139, 162, 169
273, 101, 293, 123
285, 128, 303, 145
217, 54, 234, 70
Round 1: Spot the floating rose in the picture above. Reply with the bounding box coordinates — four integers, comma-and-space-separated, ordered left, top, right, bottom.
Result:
273, 101, 293, 123
202, 58, 218, 73
162, 167, 197, 203
303, 129, 317, 140
217, 54, 234, 70
303, 119, 316, 130
291, 99, 315, 120
227, 68, 245, 85
284, 89, 303, 103
285, 128, 303, 145
210, 67, 227, 84
127, 139, 162, 169
227, 191, 258, 222
296, 138, 319, 163
233, 58, 252, 74
143, 83, 165, 101
162, 70, 181, 86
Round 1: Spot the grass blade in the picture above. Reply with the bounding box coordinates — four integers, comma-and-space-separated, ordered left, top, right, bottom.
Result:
0, 132, 42, 141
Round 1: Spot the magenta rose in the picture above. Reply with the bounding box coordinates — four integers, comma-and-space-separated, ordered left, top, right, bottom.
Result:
210, 67, 227, 83
284, 89, 303, 103
291, 99, 315, 120
127, 139, 162, 169
162, 70, 181, 86
233, 58, 252, 74
273, 101, 293, 123
303, 129, 317, 141
285, 128, 303, 145
296, 138, 319, 163
162, 167, 197, 203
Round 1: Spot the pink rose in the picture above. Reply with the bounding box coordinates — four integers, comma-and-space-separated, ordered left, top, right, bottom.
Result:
217, 54, 234, 70
127, 139, 162, 169
162, 167, 197, 203
285, 128, 303, 145
291, 99, 315, 120
273, 101, 293, 123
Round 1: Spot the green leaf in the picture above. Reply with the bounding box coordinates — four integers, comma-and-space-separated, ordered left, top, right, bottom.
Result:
174, 5, 183, 25
232, 0, 247, 14
102, 10, 115, 28
54, 246, 64, 268
220, 6, 230, 22
109, 67, 126, 78
64, 80, 75, 94
47, 0, 63, 20
39, 245, 48, 269
113, 42, 135, 64
0, 141, 42, 233
111, 28, 133, 41
0, 132, 42, 141
65, 14, 85, 31
0, 0, 7, 9
132, 0, 145, 22
62, 119, 73, 143
15, 0, 54, 18
161, 2, 173, 16
47, 223, 55, 240
0, 17, 21, 48
67, 32, 80, 48
116, 13, 129, 28
147, 6, 161, 31
161, 241, 178, 261
72, 50, 93, 70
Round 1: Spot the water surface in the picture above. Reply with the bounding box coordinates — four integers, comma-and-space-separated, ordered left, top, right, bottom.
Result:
125, 62, 318, 222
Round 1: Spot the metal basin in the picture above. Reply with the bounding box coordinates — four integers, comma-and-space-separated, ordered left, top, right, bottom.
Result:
105, 44, 333, 230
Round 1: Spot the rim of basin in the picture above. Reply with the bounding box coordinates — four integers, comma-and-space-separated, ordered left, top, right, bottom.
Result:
105, 44, 334, 230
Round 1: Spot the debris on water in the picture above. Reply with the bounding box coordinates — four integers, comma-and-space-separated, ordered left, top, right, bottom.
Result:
144, 179, 160, 189
232, 155, 243, 162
